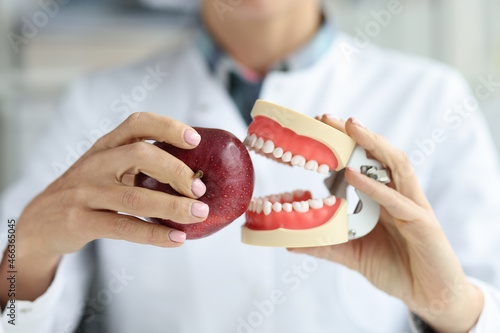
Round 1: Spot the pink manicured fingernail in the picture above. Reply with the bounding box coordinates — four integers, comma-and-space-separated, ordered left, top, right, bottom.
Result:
347, 167, 360, 173
184, 129, 201, 146
191, 178, 206, 197
191, 202, 209, 218
325, 114, 339, 121
169, 230, 186, 243
351, 118, 365, 128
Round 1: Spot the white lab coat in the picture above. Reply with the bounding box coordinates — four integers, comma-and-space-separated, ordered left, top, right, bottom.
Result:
1, 33, 500, 333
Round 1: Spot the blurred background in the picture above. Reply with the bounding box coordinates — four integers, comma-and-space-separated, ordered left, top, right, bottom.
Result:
0, 0, 499, 191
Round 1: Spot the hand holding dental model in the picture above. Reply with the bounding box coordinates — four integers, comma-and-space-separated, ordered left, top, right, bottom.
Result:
239, 101, 483, 331
293, 115, 484, 332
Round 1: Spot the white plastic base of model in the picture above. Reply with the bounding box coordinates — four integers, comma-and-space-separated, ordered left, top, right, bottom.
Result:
326, 146, 384, 240
241, 199, 348, 248
250, 100, 356, 171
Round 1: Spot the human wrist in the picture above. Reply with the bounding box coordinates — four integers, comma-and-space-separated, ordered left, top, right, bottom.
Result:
16, 230, 61, 265
3, 244, 61, 303
411, 282, 484, 333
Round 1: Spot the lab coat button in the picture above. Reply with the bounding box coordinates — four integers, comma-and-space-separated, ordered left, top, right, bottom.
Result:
20, 307, 32, 313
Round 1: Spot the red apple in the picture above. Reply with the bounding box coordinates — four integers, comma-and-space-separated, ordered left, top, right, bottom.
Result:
135, 127, 255, 239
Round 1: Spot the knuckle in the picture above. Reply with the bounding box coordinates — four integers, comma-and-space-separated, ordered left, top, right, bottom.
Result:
93, 135, 108, 150
161, 117, 180, 134
165, 197, 190, 221
62, 186, 88, 206
167, 197, 182, 214
126, 112, 149, 126
65, 206, 83, 226
121, 189, 144, 211
129, 141, 154, 160
146, 225, 164, 245
395, 149, 410, 165
64, 207, 87, 238
365, 183, 379, 199
386, 191, 401, 211
113, 216, 138, 237
160, 116, 174, 127
72, 186, 88, 203
171, 161, 191, 182
372, 133, 387, 149
75, 155, 96, 174
392, 150, 411, 175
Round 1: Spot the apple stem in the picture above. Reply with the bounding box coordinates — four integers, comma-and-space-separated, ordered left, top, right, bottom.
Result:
195, 170, 204, 179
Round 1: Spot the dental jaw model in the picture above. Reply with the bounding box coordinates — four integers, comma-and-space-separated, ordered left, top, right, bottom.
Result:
241, 100, 389, 248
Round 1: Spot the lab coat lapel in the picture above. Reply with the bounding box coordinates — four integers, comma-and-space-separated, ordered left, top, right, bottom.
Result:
183, 46, 249, 141
258, 33, 352, 121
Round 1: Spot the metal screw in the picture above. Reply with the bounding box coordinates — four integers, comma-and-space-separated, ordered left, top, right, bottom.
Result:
348, 229, 357, 237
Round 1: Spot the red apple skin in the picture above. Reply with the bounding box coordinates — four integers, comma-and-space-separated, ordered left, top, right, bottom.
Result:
135, 128, 255, 239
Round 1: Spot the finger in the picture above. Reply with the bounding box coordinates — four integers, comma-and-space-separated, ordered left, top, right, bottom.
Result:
121, 174, 135, 186
93, 141, 205, 199
87, 211, 186, 247
345, 167, 427, 223
94, 112, 201, 152
88, 185, 210, 224
378, 207, 406, 242
316, 114, 347, 134
345, 118, 431, 209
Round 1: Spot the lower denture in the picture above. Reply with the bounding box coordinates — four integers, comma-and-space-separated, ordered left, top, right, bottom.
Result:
245, 190, 341, 231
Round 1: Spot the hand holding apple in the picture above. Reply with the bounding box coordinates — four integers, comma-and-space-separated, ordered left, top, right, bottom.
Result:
0, 112, 211, 306
135, 128, 255, 239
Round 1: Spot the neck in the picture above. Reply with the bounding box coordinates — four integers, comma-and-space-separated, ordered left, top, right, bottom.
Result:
202, 2, 322, 75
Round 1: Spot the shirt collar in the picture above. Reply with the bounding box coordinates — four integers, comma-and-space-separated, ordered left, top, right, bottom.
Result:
196, 18, 336, 84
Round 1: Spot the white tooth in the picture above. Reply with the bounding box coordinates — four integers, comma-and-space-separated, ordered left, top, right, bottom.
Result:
262, 140, 275, 154
273, 147, 284, 158
282, 151, 292, 162
255, 137, 264, 150
317, 164, 330, 174
272, 202, 282, 212
283, 192, 294, 201
256, 200, 264, 213
248, 200, 255, 211
305, 160, 319, 171
293, 201, 309, 213
291, 155, 306, 167
243, 135, 251, 146
252, 200, 258, 211
309, 199, 324, 209
293, 189, 305, 197
282, 203, 293, 212
269, 194, 280, 203
249, 134, 258, 147
323, 195, 337, 206
263, 201, 272, 215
